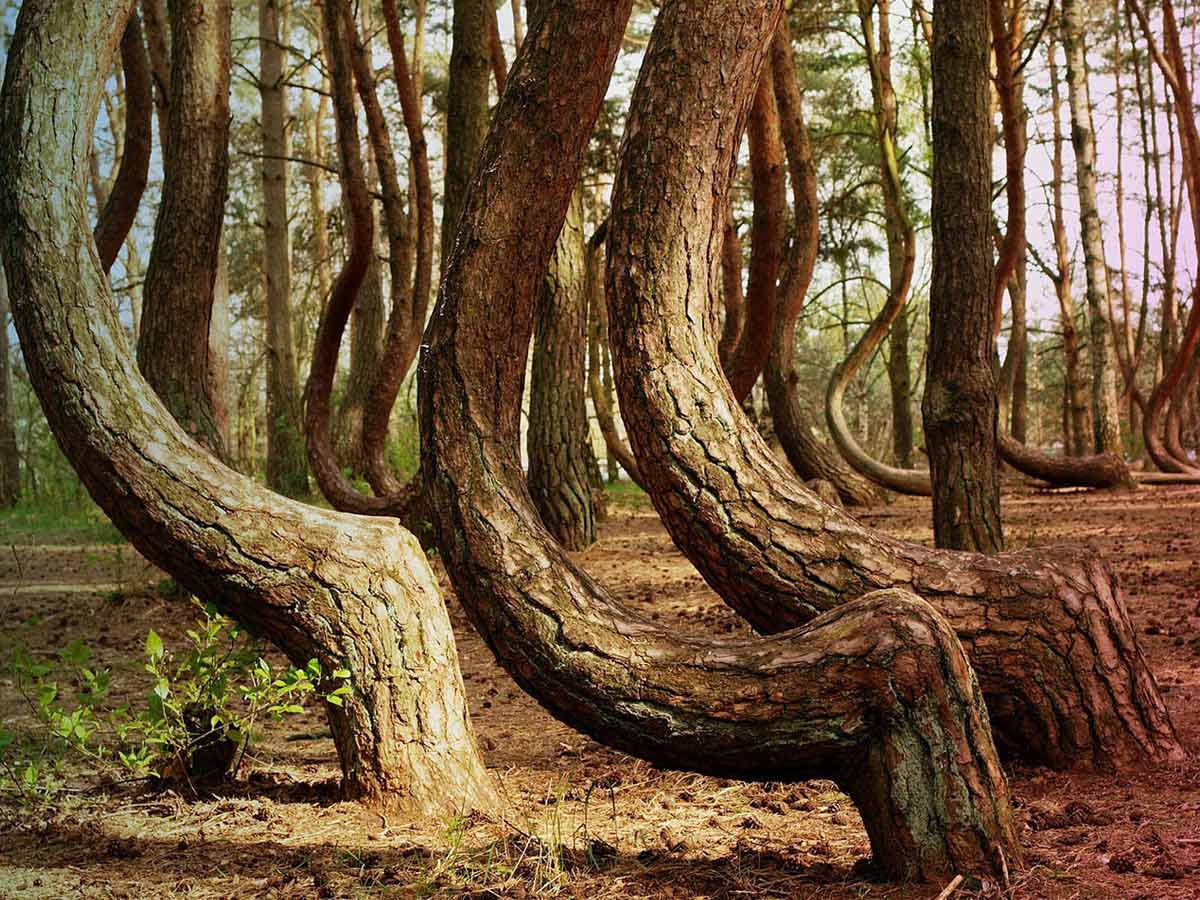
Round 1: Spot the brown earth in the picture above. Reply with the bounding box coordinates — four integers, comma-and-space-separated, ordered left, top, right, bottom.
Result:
1, 484, 1198, 899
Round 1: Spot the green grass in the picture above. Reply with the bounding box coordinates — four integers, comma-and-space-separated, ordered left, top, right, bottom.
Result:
0, 499, 125, 546
604, 478, 651, 510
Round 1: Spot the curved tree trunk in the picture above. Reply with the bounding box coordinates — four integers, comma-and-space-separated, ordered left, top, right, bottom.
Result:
136, 0, 231, 459
722, 64, 784, 404
419, 0, 1020, 880
259, 0, 309, 498
93, 11, 152, 275
825, 0, 925, 498
762, 19, 882, 508
1, 0, 496, 818
604, 0, 1182, 770
528, 186, 597, 549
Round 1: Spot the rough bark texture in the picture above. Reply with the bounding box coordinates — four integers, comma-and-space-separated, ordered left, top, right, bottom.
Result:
762, 20, 883, 508
923, 0, 1003, 552
136, 0, 230, 459
1061, 0, 1123, 455
1, 0, 496, 818
419, 0, 1020, 880
259, 0, 309, 498
528, 187, 597, 549
603, 0, 1182, 772
0, 264, 19, 507
440, 0, 491, 273
93, 11, 152, 275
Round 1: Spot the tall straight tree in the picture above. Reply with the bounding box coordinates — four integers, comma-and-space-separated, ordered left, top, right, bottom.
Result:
137, 0, 231, 457
1060, 0, 1123, 454
923, 0, 1003, 551
259, 0, 308, 497
528, 186, 597, 549
441, 0, 491, 270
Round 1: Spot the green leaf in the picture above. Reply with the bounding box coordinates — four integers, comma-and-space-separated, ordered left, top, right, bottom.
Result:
331, 668, 351, 681
145, 629, 164, 662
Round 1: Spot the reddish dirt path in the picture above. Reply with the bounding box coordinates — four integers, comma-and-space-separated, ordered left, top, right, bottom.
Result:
1, 486, 1198, 898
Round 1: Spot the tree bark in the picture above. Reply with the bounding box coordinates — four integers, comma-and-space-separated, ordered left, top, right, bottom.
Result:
603, 0, 1182, 771
419, 0, 1021, 880
1, 0, 497, 818
923, 0, 1003, 552
0, 263, 19, 508
723, 64, 784, 404
93, 11, 152, 275
762, 19, 883, 508
1060, 0, 1123, 455
440, 0, 491, 275
259, 0, 309, 498
528, 186, 597, 549
136, 0, 230, 459
140, 0, 170, 157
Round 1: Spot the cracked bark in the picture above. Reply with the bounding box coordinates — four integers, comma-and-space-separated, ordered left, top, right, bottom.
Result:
604, 0, 1182, 770
419, 0, 1019, 880
529, 186, 597, 550
1, 0, 496, 817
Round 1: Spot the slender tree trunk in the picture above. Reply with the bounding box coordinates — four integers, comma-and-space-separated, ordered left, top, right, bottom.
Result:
0, 264, 19, 508
763, 21, 882, 507
137, 0, 231, 459
528, 187, 597, 549
94, 11, 152, 275
259, 0, 308, 497
722, 64, 784, 403
1, 0, 497, 817
420, 0, 1021, 880
140, 0, 170, 156
824, 0, 925, 497
923, 0, 1003, 551
1060, 0, 1123, 454
440, 0, 491, 274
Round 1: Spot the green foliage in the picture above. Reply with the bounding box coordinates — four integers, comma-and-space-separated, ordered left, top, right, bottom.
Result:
0, 601, 352, 808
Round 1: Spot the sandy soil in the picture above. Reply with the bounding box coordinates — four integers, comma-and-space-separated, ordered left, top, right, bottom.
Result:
1, 485, 1198, 899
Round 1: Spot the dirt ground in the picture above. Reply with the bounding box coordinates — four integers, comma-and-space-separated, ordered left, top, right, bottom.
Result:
1, 485, 1199, 899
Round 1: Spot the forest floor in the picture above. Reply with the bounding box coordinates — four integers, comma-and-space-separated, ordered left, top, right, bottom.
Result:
1, 483, 1199, 899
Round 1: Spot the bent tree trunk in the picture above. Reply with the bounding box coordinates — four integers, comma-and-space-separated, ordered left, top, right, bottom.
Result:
93, 10, 152, 275
604, 0, 1182, 769
137, 0, 231, 458
0, 0, 496, 817
420, 0, 1019, 881
528, 186, 597, 549
762, 20, 882, 508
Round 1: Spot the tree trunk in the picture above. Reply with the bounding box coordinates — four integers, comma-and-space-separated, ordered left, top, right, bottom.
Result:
136, 0, 230, 459
93, 11, 152, 275
440, 0, 491, 274
888, 307, 914, 464
528, 186, 597, 549
923, 0, 1003, 552
722, 64, 784, 404
762, 19, 883, 508
603, 0, 1182, 772
1, 0, 497, 818
419, 0, 1020, 880
1060, 0, 1123, 455
0, 263, 19, 508
825, 0, 925, 498
257, 0, 308, 498
140, 0, 170, 157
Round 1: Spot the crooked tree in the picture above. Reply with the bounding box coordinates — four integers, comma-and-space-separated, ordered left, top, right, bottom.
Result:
1, 0, 496, 817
